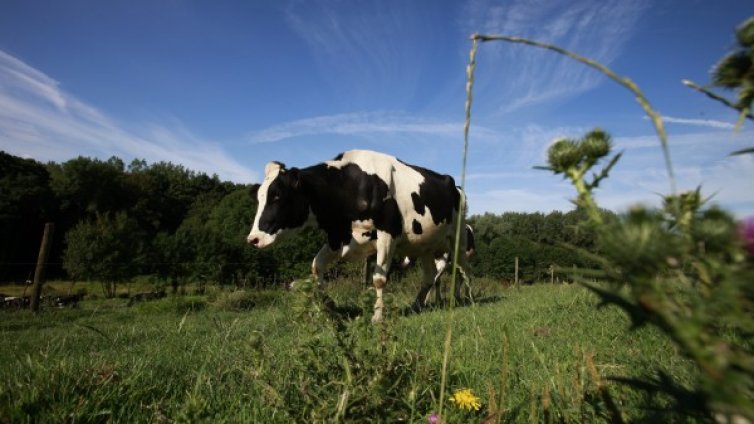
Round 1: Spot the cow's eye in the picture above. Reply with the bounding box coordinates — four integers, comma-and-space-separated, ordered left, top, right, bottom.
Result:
270, 194, 280, 202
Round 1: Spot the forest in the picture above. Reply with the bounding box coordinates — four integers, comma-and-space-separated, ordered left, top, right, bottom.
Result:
1, 150, 604, 292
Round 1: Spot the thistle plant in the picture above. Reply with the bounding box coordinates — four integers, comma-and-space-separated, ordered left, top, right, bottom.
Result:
684, 17, 754, 131
537, 129, 621, 226
466, 16, 754, 422
543, 132, 754, 421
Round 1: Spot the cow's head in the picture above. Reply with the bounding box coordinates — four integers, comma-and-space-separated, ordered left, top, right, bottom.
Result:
247, 161, 309, 248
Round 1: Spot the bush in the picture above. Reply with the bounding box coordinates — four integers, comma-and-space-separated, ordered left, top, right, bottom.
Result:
210, 290, 281, 311
173, 296, 206, 314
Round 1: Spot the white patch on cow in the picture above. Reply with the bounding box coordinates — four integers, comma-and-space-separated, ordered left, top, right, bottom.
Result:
334, 150, 454, 258
247, 162, 282, 248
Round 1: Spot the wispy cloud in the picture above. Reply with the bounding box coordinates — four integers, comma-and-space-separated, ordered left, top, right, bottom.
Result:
461, 0, 648, 113
283, 1, 432, 107
0, 50, 256, 182
614, 129, 751, 151
248, 111, 499, 144
653, 115, 736, 130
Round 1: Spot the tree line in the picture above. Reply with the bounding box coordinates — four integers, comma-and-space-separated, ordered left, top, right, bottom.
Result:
1, 151, 603, 293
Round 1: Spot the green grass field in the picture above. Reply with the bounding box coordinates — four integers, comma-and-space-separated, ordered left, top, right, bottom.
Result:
0, 277, 696, 423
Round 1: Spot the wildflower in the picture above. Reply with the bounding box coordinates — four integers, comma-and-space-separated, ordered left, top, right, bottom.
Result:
427, 412, 440, 424
449, 388, 482, 411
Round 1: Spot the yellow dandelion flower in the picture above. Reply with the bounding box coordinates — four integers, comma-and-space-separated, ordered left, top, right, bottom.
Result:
449, 388, 482, 411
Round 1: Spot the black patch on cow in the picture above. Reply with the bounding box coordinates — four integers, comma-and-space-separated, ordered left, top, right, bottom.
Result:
292, 162, 403, 250
411, 192, 425, 215
333, 152, 344, 161
412, 219, 423, 235
398, 160, 459, 225
362, 230, 378, 240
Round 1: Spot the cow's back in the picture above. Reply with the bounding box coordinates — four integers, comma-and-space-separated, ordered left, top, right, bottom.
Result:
330, 150, 461, 254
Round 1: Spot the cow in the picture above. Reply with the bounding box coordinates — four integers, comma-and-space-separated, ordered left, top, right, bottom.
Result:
246, 149, 470, 322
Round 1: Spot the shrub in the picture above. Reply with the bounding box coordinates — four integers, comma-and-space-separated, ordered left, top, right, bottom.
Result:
210, 290, 282, 311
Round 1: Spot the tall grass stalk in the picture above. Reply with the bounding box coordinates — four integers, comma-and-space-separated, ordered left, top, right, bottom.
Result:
439, 36, 479, 419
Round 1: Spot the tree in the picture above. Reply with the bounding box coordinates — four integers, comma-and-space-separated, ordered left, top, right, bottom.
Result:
0, 152, 57, 281
63, 212, 142, 297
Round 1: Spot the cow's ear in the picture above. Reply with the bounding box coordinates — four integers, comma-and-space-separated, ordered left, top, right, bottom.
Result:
288, 167, 302, 189
250, 183, 260, 198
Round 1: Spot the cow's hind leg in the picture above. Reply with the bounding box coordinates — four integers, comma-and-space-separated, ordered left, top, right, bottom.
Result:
452, 251, 471, 304
371, 233, 396, 323
414, 254, 438, 312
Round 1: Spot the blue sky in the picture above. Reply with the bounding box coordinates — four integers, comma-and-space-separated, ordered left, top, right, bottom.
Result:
1, 0, 753, 217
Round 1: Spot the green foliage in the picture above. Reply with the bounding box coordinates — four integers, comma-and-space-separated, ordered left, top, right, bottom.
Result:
684, 17, 753, 138
3, 150, 596, 288
248, 279, 440, 422
210, 289, 281, 311
0, 282, 697, 422
543, 129, 621, 225
62, 212, 142, 297
0, 151, 56, 281
470, 18, 754, 421
47, 156, 131, 222
712, 18, 754, 114
468, 210, 607, 282
543, 129, 754, 421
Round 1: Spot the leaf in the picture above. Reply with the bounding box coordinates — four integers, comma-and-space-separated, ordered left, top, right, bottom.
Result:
729, 147, 754, 156
579, 280, 650, 329
74, 323, 112, 342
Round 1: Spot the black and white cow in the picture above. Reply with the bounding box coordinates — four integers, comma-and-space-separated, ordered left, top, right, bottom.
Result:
247, 150, 470, 322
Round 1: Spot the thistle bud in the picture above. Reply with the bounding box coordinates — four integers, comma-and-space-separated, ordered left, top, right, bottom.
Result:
547, 139, 581, 171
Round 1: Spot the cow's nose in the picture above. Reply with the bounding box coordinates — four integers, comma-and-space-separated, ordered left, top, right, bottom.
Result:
248, 237, 259, 246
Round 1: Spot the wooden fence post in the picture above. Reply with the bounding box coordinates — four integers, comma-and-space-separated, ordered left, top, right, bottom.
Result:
514, 256, 519, 288
550, 264, 555, 284
30, 223, 55, 313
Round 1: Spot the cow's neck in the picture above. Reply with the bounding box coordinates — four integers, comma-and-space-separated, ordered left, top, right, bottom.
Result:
300, 163, 360, 250
298, 164, 335, 224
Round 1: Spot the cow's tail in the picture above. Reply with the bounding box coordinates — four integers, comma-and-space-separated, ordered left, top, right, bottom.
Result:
455, 185, 468, 217
465, 224, 476, 258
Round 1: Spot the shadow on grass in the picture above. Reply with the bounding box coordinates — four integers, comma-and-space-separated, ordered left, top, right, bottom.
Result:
317, 294, 508, 322
398, 294, 507, 317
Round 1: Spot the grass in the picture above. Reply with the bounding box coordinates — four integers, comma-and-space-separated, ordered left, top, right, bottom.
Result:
0, 277, 695, 422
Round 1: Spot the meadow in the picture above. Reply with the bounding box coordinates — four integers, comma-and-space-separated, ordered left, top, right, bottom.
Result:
0, 276, 695, 423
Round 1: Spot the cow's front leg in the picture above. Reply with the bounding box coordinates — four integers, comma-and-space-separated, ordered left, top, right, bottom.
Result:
311, 244, 340, 284
371, 233, 395, 323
